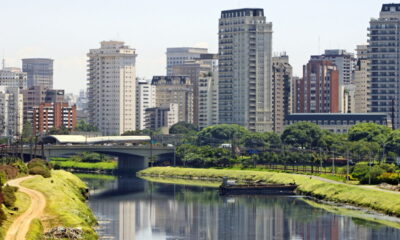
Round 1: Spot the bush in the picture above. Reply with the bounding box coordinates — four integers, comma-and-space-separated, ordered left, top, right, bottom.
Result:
2, 185, 17, 208
29, 166, 51, 178
0, 208, 6, 225
352, 162, 387, 184
28, 158, 52, 170
12, 160, 28, 175
377, 172, 400, 185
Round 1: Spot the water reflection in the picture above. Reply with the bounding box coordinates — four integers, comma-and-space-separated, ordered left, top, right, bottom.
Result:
82, 175, 400, 240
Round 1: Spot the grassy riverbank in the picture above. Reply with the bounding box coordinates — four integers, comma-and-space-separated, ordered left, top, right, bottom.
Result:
22, 170, 98, 239
51, 157, 116, 172
139, 167, 400, 217
0, 192, 31, 239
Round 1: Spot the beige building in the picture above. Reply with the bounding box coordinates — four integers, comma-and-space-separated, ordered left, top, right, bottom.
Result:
87, 41, 137, 135
151, 76, 193, 123
353, 45, 370, 113
218, 8, 273, 132
0, 67, 27, 90
198, 72, 219, 129
0, 86, 23, 137
145, 103, 179, 132
272, 54, 292, 133
166, 48, 208, 76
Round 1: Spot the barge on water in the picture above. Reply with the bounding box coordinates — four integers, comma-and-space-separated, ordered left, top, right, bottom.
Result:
219, 178, 297, 195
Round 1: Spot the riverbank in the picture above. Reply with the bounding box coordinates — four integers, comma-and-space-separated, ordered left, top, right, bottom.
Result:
51, 158, 116, 174
138, 167, 400, 218
21, 170, 98, 239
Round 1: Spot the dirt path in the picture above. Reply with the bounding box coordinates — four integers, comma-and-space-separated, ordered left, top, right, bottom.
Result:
5, 176, 46, 240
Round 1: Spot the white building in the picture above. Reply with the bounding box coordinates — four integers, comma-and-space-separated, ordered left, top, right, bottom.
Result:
136, 79, 156, 130
87, 41, 137, 135
166, 47, 208, 76
218, 8, 273, 132
0, 67, 27, 89
353, 45, 370, 113
0, 86, 23, 137
198, 73, 218, 129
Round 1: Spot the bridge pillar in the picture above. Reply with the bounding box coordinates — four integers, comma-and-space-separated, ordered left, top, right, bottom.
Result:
117, 155, 148, 173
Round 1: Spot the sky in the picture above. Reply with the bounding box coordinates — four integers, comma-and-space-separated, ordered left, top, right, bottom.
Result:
0, 0, 391, 94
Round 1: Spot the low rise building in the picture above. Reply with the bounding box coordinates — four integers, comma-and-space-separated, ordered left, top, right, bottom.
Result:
144, 103, 179, 132
32, 102, 76, 135
285, 113, 390, 134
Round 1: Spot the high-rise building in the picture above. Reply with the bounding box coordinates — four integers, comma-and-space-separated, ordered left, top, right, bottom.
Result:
198, 72, 219, 129
218, 8, 273, 132
22, 58, 53, 89
353, 45, 370, 113
166, 48, 208, 76
0, 86, 23, 137
151, 76, 193, 123
21, 86, 64, 123
87, 41, 137, 135
32, 102, 76, 135
272, 54, 292, 133
172, 53, 218, 125
144, 103, 179, 132
310, 50, 356, 113
136, 79, 156, 130
0, 67, 27, 89
294, 59, 339, 113
368, 4, 400, 128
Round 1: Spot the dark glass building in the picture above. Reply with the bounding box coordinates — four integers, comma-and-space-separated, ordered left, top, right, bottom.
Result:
22, 58, 53, 89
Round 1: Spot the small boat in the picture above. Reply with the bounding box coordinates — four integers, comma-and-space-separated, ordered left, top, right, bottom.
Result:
219, 177, 297, 195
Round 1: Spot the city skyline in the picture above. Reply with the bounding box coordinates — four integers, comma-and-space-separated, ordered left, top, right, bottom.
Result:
1, 0, 390, 94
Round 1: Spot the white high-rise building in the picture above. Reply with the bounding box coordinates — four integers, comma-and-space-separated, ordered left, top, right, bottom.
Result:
0, 86, 23, 137
87, 41, 137, 135
136, 79, 156, 130
166, 48, 208, 76
353, 45, 370, 113
198, 73, 219, 129
218, 8, 273, 132
0, 67, 27, 89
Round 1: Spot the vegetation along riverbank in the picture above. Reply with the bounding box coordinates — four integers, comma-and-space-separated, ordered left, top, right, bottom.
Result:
51, 152, 117, 174
139, 167, 400, 218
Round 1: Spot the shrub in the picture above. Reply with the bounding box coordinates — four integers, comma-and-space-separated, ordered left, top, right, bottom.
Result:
0, 208, 6, 225
12, 160, 28, 174
0, 165, 19, 180
2, 185, 17, 208
29, 166, 51, 178
28, 158, 52, 170
352, 162, 387, 184
377, 172, 400, 185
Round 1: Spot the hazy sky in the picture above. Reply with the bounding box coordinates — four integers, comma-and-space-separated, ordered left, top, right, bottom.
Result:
0, 0, 390, 94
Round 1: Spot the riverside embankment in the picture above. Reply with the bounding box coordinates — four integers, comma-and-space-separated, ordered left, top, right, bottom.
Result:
9, 170, 98, 239
138, 167, 400, 218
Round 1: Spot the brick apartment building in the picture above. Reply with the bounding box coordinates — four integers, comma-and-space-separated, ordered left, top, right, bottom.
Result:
32, 102, 76, 135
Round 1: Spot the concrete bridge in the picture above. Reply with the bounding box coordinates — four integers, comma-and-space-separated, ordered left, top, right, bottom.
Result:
20, 145, 175, 173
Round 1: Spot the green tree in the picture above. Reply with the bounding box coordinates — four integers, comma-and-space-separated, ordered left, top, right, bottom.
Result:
169, 122, 198, 134
242, 132, 267, 148
47, 125, 70, 135
281, 122, 324, 149
121, 129, 153, 136
348, 123, 391, 143
385, 129, 400, 155
75, 120, 99, 132
197, 124, 248, 146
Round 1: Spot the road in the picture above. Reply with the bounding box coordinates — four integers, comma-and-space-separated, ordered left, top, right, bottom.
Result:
5, 176, 46, 240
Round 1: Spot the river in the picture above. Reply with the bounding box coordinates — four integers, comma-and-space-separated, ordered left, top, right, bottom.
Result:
78, 174, 400, 240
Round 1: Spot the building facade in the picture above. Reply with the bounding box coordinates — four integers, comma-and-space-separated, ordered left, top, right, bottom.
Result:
198, 73, 219, 129
0, 67, 27, 89
353, 45, 370, 113
369, 4, 400, 128
144, 103, 179, 132
151, 76, 194, 124
22, 58, 53, 89
136, 79, 156, 130
0, 87, 23, 137
218, 8, 273, 132
294, 59, 339, 113
172, 54, 218, 125
166, 48, 208, 76
87, 41, 137, 135
32, 102, 76, 135
272, 54, 292, 133
21, 86, 64, 123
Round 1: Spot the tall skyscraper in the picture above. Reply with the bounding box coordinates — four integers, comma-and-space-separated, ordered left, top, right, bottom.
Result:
353, 45, 370, 113
294, 59, 339, 113
369, 4, 400, 128
272, 54, 292, 133
218, 8, 273, 132
87, 41, 137, 135
22, 58, 53, 89
166, 48, 208, 76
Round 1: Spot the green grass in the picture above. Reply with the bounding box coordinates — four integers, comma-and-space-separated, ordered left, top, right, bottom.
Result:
140, 176, 220, 188
139, 167, 400, 217
0, 191, 31, 239
21, 170, 98, 239
26, 219, 44, 240
74, 173, 116, 181
52, 160, 117, 170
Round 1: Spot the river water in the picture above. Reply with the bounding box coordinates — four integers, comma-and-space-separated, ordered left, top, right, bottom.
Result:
79, 175, 400, 240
